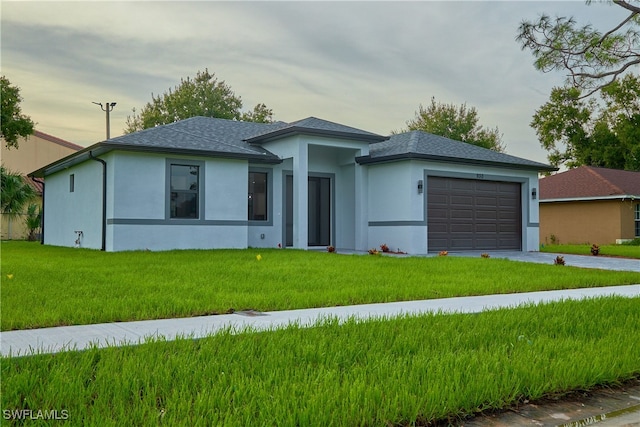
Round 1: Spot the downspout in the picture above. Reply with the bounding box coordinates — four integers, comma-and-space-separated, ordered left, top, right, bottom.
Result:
32, 178, 45, 245
89, 151, 107, 251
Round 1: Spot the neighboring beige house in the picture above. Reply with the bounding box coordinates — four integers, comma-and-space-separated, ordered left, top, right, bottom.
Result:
1, 131, 83, 239
539, 166, 640, 245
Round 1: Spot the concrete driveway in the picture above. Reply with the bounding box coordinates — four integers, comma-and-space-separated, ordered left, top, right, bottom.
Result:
446, 251, 640, 272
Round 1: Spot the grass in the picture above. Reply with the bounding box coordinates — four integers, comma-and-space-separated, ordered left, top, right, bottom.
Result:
540, 242, 640, 258
2, 241, 640, 331
2, 297, 638, 426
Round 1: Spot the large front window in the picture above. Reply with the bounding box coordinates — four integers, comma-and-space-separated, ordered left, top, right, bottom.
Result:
248, 172, 267, 221
635, 204, 640, 237
170, 164, 199, 219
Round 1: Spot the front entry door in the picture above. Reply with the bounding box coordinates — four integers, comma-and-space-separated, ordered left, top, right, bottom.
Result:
285, 175, 331, 247
308, 177, 331, 246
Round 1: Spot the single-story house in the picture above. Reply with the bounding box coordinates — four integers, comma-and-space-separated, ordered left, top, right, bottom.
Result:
539, 166, 640, 245
30, 116, 556, 253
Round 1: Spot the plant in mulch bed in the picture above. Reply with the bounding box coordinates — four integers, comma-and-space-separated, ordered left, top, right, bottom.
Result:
481, 253, 490, 259
591, 244, 600, 256
380, 244, 390, 253
554, 256, 565, 266
439, 251, 448, 257
327, 246, 336, 253
368, 248, 380, 255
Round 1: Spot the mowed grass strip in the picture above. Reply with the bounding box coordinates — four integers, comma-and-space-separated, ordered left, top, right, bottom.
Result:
541, 243, 640, 259
2, 241, 640, 330
2, 297, 638, 426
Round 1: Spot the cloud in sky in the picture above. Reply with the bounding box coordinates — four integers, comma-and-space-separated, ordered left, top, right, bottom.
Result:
1, 1, 630, 164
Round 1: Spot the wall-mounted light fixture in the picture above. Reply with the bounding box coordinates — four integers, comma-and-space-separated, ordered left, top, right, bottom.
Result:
417, 179, 424, 194
531, 188, 537, 200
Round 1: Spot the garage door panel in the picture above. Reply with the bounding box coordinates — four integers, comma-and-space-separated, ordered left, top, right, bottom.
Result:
428, 177, 521, 252
451, 195, 473, 205
476, 196, 498, 206
451, 210, 473, 219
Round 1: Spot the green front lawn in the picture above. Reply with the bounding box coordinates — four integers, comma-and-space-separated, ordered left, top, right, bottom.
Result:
2, 241, 639, 330
2, 297, 638, 426
540, 242, 640, 258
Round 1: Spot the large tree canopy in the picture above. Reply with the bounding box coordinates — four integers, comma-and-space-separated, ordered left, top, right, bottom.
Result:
125, 70, 274, 133
395, 97, 505, 152
517, 0, 640, 98
1, 76, 35, 149
531, 73, 640, 170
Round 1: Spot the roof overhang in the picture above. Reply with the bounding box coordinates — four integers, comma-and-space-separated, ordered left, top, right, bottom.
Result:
355, 152, 558, 172
29, 142, 283, 178
245, 127, 388, 144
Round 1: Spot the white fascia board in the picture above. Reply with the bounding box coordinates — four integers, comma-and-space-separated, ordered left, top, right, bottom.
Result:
540, 195, 639, 203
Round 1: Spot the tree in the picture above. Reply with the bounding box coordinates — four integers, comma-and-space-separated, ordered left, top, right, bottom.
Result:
1, 165, 37, 239
517, 0, 640, 98
531, 73, 640, 170
1, 76, 35, 149
125, 70, 274, 133
25, 203, 42, 241
396, 97, 505, 152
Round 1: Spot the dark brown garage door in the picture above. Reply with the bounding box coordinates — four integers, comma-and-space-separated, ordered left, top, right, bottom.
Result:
427, 176, 521, 251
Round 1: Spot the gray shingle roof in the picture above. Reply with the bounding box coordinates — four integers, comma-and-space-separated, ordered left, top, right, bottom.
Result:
245, 116, 388, 143
105, 116, 282, 161
358, 131, 556, 171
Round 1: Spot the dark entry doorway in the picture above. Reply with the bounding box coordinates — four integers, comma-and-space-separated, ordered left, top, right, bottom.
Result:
285, 176, 331, 247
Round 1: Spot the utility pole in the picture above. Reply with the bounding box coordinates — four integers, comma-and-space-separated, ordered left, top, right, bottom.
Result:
92, 101, 117, 140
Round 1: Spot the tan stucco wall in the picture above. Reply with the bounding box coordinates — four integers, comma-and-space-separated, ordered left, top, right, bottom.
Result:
540, 199, 638, 245
1, 132, 80, 175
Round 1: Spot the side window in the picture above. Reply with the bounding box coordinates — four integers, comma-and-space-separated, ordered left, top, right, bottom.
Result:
248, 172, 268, 221
69, 174, 75, 192
635, 204, 640, 238
170, 164, 199, 219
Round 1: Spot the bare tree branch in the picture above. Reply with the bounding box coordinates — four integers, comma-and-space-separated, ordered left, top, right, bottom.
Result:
517, 0, 639, 98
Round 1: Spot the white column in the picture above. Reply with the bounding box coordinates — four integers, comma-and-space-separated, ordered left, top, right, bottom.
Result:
293, 139, 308, 248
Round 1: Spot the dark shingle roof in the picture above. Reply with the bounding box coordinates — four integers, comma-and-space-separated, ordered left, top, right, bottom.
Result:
540, 166, 640, 200
245, 116, 387, 143
357, 131, 556, 171
105, 116, 282, 161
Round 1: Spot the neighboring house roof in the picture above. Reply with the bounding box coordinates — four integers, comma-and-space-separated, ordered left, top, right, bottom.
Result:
540, 166, 640, 201
32, 130, 84, 151
245, 116, 388, 143
356, 130, 557, 172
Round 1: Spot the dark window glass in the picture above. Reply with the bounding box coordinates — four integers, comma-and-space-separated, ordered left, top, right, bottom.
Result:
69, 174, 75, 192
635, 204, 640, 237
170, 165, 199, 218
248, 172, 267, 221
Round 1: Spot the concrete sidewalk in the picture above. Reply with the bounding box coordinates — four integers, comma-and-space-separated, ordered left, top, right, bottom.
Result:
1, 284, 638, 357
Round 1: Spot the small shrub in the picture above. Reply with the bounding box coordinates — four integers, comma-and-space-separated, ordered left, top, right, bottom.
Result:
438, 251, 448, 257
327, 245, 336, 253
554, 256, 565, 266
620, 238, 640, 246
380, 244, 390, 253
368, 248, 379, 255
481, 253, 490, 258
590, 244, 600, 256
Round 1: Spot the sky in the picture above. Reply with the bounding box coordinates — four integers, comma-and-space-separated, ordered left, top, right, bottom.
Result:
1, 1, 630, 164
